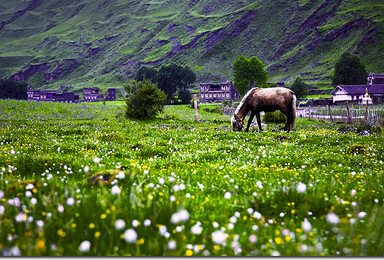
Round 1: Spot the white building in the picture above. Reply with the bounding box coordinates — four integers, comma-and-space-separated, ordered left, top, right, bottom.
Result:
331, 73, 384, 105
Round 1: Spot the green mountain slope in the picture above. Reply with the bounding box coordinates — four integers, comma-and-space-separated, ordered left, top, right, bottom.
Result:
0, 0, 383, 91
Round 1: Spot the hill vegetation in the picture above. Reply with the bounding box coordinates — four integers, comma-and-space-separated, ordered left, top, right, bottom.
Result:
0, 0, 383, 92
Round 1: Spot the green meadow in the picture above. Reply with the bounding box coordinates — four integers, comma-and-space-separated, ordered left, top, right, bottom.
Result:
0, 99, 383, 256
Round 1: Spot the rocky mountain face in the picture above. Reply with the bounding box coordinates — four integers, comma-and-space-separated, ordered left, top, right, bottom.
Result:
0, 0, 383, 90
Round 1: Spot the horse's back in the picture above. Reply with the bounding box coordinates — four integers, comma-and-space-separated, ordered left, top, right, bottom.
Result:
251, 87, 294, 105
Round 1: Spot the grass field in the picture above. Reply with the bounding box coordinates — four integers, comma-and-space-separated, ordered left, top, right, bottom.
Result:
0, 100, 384, 256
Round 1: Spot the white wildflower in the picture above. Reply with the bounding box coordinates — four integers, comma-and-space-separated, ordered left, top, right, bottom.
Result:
93, 157, 101, 164
116, 172, 125, 179
191, 223, 203, 235
326, 212, 340, 225
249, 234, 258, 244
170, 209, 189, 224
30, 198, 37, 205
66, 197, 75, 206
297, 182, 307, 193
212, 230, 227, 245
124, 229, 138, 243
132, 219, 139, 227
224, 192, 231, 200
357, 212, 367, 219
114, 219, 126, 230
111, 185, 121, 195
144, 219, 151, 227
25, 184, 34, 190
302, 218, 312, 233
167, 240, 177, 250
79, 240, 91, 253
58, 204, 64, 213
253, 211, 262, 220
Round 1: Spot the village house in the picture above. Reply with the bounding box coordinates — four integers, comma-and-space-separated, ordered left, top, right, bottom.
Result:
27, 87, 79, 103
27, 87, 116, 102
199, 82, 240, 103
331, 73, 384, 105
105, 88, 116, 101
83, 87, 100, 102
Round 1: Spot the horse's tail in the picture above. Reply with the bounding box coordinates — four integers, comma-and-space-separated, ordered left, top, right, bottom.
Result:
290, 91, 297, 129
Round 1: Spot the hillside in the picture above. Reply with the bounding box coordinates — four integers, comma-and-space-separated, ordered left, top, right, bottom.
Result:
0, 0, 383, 92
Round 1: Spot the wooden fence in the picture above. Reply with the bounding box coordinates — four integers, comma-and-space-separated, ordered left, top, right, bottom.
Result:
296, 102, 384, 125
223, 102, 384, 125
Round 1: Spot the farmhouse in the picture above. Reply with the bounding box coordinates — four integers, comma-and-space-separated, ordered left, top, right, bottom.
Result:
331, 73, 384, 105
199, 82, 240, 103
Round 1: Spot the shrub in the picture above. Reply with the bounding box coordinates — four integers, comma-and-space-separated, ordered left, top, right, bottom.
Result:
124, 79, 166, 119
263, 110, 286, 123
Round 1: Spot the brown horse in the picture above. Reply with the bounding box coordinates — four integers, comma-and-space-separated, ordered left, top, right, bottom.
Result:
231, 87, 296, 132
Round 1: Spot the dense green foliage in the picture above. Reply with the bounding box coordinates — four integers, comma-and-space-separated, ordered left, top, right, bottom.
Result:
156, 64, 196, 103
124, 79, 166, 119
263, 110, 287, 124
289, 77, 309, 100
233, 56, 268, 96
133, 65, 195, 104
134, 67, 157, 83
0, 100, 384, 256
332, 52, 369, 86
0, 0, 383, 90
0, 79, 27, 100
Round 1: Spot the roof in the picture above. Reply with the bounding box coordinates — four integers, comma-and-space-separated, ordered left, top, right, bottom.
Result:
331, 84, 384, 95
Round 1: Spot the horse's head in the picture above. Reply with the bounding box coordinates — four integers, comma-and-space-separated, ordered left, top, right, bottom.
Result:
231, 114, 243, 131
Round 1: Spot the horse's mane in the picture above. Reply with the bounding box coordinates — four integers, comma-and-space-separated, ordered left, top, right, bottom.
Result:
234, 87, 257, 115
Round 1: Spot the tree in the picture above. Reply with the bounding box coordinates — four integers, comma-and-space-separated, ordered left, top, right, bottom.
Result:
289, 77, 309, 100
124, 79, 166, 119
178, 89, 191, 104
0, 79, 28, 100
332, 52, 368, 86
134, 66, 157, 83
233, 55, 268, 96
156, 64, 196, 103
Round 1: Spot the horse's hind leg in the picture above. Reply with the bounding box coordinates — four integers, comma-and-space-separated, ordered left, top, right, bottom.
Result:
255, 112, 263, 132
280, 109, 293, 132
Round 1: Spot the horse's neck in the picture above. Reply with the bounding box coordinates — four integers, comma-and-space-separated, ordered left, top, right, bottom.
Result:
236, 102, 250, 121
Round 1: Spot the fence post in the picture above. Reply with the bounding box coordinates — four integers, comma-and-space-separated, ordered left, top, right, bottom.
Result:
328, 104, 333, 123
193, 94, 198, 121
364, 100, 369, 123
346, 101, 352, 124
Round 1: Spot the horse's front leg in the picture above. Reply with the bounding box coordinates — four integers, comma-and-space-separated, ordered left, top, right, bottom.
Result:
245, 112, 255, 132
255, 112, 263, 132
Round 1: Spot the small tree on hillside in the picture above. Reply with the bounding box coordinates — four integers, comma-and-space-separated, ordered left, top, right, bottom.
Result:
290, 77, 309, 100
332, 52, 368, 86
233, 55, 268, 96
134, 66, 157, 83
124, 79, 166, 119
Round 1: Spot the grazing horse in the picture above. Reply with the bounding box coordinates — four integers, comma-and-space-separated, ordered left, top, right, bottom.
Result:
231, 87, 296, 132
